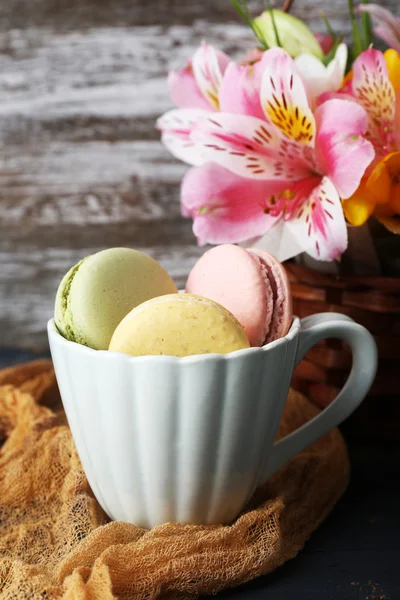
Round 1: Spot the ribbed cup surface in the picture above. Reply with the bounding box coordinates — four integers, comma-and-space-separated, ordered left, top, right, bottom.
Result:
48, 319, 299, 528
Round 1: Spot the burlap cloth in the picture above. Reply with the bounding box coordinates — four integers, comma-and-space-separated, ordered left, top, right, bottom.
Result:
0, 359, 349, 600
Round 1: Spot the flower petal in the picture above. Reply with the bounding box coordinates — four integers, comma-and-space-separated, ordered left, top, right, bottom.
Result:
376, 214, 400, 233
168, 62, 212, 111
325, 43, 348, 91
252, 220, 307, 262
316, 88, 355, 106
286, 177, 348, 261
296, 43, 351, 106
374, 25, 400, 55
294, 52, 328, 100
191, 113, 313, 180
365, 156, 393, 205
384, 48, 400, 92
358, 4, 400, 31
157, 108, 211, 166
181, 163, 282, 245
352, 48, 396, 152
314, 33, 334, 55
342, 179, 376, 227
314, 99, 375, 199
192, 43, 230, 110
260, 48, 316, 147
219, 58, 266, 120
365, 151, 400, 213
359, 4, 400, 53
241, 48, 265, 65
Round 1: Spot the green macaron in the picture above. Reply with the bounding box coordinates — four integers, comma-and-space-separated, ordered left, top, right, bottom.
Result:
54, 247, 178, 350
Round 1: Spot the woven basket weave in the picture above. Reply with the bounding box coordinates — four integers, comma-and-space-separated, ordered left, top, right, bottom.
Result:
286, 263, 400, 439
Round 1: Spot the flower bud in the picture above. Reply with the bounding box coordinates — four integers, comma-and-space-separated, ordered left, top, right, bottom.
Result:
253, 10, 324, 59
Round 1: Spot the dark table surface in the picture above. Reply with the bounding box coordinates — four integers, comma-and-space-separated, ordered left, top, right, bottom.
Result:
1, 349, 399, 600
220, 442, 399, 600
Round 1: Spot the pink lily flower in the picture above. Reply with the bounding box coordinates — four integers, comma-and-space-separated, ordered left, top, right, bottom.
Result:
181, 162, 272, 246
346, 48, 400, 160
157, 43, 231, 166
241, 48, 265, 66
295, 43, 348, 104
358, 4, 400, 53
184, 48, 374, 261
314, 33, 335, 56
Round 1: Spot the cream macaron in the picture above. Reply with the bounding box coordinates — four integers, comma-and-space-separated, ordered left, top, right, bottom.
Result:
109, 293, 250, 357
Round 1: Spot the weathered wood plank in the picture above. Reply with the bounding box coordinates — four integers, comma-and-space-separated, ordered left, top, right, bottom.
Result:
0, 0, 397, 30
0, 22, 250, 347
0, 244, 204, 348
0, 142, 187, 223
0, 0, 398, 348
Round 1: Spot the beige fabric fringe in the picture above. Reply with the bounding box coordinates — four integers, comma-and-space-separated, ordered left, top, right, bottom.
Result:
0, 360, 349, 599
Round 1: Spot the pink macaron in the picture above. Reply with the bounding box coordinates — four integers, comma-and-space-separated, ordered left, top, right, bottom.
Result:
185, 244, 292, 347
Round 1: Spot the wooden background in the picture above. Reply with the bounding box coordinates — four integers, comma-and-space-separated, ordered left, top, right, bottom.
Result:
0, 0, 397, 349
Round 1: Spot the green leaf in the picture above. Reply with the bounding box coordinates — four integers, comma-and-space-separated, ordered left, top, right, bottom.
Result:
360, 0, 373, 50
267, 0, 282, 48
230, 0, 269, 49
230, 0, 251, 27
320, 11, 336, 39
348, 0, 363, 60
321, 34, 344, 65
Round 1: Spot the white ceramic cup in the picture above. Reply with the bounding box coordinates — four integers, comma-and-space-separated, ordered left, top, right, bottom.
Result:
48, 312, 377, 529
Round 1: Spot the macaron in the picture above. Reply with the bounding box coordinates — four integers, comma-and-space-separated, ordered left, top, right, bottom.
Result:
249, 247, 292, 343
185, 244, 292, 346
109, 293, 250, 357
55, 248, 178, 350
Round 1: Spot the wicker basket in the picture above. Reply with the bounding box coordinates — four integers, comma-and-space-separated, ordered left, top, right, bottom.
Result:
287, 263, 400, 439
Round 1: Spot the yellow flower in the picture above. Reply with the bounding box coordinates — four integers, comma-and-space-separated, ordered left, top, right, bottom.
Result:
342, 49, 400, 228
384, 48, 400, 91
342, 179, 375, 226
343, 152, 400, 226
343, 70, 353, 85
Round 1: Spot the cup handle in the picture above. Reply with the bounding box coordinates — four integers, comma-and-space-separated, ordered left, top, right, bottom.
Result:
262, 313, 377, 481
